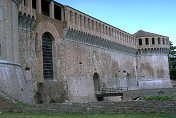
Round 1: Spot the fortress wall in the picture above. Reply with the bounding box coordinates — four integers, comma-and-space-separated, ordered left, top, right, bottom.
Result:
0, 0, 35, 104
64, 6, 137, 49
137, 37, 170, 49
136, 53, 172, 89
64, 36, 138, 103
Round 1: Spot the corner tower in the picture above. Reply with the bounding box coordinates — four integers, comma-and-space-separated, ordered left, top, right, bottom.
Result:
0, 0, 34, 103
134, 30, 172, 89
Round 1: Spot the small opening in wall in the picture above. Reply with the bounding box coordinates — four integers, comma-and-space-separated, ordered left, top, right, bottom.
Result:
145, 38, 149, 45
25, 67, 30, 71
158, 38, 161, 44
54, 4, 61, 20
97, 97, 104, 101
139, 39, 142, 45
41, 0, 50, 16
163, 38, 165, 45
123, 70, 126, 73
79, 62, 82, 65
152, 38, 155, 44
32, 0, 36, 9
24, 0, 26, 6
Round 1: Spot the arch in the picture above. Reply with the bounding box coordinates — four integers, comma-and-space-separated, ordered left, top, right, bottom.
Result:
93, 73, 100, 93
33, 21, 60, 82
42, 32, 54, 80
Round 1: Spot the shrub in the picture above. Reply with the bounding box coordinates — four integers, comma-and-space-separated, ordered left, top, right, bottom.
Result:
143, 95, 175, 101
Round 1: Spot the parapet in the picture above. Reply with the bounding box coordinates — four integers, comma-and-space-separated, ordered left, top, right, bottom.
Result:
64, 6, 137, 49
134, 30, 170, 55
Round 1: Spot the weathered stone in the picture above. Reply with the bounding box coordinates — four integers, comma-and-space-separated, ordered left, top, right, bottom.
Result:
0, 0, 172, 104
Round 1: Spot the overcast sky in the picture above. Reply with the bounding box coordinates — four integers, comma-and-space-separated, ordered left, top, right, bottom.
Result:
55, 0, 176, 45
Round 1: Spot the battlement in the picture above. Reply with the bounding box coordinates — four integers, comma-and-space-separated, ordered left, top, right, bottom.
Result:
134, 30, 170, 50
18, 0, 137, 49
64, 6, 137, 49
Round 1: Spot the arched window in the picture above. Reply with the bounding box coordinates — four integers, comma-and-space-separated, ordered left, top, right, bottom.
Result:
42, 33, 53, 80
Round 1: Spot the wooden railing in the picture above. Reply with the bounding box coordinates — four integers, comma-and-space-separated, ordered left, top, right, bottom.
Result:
101, 87, 128, 94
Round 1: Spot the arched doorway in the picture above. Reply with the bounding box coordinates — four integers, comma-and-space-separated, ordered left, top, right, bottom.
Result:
42, 33, 53, 80
93, 73, 100, 93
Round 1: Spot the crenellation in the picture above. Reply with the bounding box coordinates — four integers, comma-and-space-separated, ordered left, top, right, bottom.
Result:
65, 6, 137, 49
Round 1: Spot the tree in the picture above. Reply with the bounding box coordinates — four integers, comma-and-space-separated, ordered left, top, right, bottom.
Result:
169, 41, 176, 80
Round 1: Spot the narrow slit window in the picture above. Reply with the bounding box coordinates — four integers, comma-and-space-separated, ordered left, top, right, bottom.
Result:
24, 0, 26, 6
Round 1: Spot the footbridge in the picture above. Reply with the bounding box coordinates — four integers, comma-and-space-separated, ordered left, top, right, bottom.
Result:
96, 87, 128, 98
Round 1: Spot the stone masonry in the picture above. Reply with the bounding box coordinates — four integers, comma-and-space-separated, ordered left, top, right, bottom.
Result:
0, 0, 173, 104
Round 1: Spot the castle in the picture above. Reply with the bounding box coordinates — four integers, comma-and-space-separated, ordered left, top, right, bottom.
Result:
0, 0, 172, 104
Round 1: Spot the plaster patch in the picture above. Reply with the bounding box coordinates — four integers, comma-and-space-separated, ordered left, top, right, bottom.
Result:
0, 7, 2, 20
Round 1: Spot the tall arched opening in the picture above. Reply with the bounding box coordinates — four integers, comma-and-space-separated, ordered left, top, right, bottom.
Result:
93, 73, 100, 93
42, 33, 54, 80
93, 73, 104, 101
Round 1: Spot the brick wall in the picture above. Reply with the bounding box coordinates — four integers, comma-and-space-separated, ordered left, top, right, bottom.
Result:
11, 100, 176, 114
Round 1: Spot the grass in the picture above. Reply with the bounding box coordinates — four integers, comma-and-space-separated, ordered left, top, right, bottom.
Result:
142, 95, 176, 101
0, 112, 176, 118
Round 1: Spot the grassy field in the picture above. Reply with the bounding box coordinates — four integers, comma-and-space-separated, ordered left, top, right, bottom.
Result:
0, 112, 176, 118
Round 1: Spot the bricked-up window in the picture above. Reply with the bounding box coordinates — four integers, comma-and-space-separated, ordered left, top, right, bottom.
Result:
54, 4, 61, 20
32, 0, 36, 9
139, 38, 142, 45
42, 33, 53, 80
84, 17, 86, 27
152, 38, 155, 44
145, 38, 149, 45
75, 13, 77, 24
80, 15, 82, 26
92, 20, 94, 30
158, 38, 161, 44
42, 0, 50, 16
70, 11, 72, 22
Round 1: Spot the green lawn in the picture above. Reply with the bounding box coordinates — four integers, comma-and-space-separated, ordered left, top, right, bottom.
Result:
0, 112, 176, 118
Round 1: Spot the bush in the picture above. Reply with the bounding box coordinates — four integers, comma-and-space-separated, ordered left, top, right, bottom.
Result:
143, 95, 176, 101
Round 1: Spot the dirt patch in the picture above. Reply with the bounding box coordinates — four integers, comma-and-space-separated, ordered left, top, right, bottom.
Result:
0, 96, 15, 111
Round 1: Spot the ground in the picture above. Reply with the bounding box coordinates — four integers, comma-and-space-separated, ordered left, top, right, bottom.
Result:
0, 112, 176, 118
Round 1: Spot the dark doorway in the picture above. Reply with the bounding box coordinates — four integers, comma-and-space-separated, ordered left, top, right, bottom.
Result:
93, 73, 103, 101
93, 73, 100, 93
42, 33, 53, 80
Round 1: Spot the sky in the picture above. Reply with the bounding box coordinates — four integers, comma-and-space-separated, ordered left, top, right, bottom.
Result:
55, 0, 176, 46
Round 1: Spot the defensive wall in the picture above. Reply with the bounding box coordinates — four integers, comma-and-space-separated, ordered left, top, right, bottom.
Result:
0, 0, 173, 104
